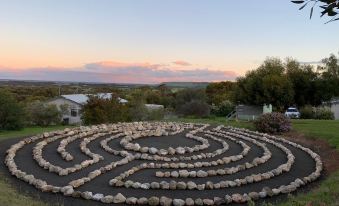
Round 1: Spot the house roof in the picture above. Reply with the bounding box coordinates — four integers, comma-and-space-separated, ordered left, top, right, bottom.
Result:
60, 93, 128, 105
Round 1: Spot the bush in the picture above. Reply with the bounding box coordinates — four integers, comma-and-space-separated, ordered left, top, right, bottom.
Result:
82, 95, 129, 125
127, 98, 149, 121
211, 100, 235, 117
175, 89, 210, 117
26, 101, 62, 126
315, 107, 334, 120
176, 100, 210, 117
300, 105, 314, 119
147, 108, 165, 120
254, 112, 291, 134
300, 105, 334, 120
0, 90, 25, 130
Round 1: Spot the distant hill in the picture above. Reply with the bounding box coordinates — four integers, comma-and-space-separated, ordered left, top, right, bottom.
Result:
0, 79, 153, 89
159, 82, 210, 89
0, 79, 211, 89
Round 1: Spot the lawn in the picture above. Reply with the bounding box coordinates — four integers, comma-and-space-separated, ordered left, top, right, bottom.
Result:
0, 125, 72, 141
291, 119, 339, 150
0, 120, 339, 206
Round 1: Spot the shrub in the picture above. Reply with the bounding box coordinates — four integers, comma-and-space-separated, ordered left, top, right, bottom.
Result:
26, 101, 62, 126
176, 100, 210, 117
175, 89, 210, 118
300, 105, 334, 120
147, 108, 165, 120
254, 112, 291, 134
0, 90, 25, 130
211, 100, 235, 117
315, 107, 334, 120
300, 105, 314, 119
81, 95, 128, 125
127, 98, 149, 121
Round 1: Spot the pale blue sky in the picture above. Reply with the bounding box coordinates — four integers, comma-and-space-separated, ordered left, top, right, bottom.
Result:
0, 0, 338, 83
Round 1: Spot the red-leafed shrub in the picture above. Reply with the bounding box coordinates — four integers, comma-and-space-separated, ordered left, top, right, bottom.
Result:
254, 112, 291, 134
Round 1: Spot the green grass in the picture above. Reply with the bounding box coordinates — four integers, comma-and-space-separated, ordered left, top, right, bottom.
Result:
0, 174, 52, 206
0, 125, 72, 141
291, 119, 339, 150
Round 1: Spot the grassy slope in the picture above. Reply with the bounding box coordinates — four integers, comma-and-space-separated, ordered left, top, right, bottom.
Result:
0, 126, 71, 206
1, 120, 339, 205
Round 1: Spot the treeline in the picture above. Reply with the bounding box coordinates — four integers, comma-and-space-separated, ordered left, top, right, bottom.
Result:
0, 84, 123, 103
135, 53, 339, 117
0, 90, 63, 130
235, 55, 339, 110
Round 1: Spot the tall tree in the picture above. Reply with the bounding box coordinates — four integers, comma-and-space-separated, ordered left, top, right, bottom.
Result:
285, 58, 319, 106
235, 58, 294, 110
317, 53, 339, 98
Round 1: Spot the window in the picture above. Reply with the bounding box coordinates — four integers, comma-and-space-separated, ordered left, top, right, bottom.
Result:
71, 109, 77, 117
287, 108, 298, 112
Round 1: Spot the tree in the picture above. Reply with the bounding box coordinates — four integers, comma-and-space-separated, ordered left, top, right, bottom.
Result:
285, 58, 320, 106
0, 90, 25, 130
292, 0, 339, 23
317, 53, 339, 100
81, 95, 128, 125
175, 89, 210, 117
235, 58, 294, 110
126, 96, 149, 121
206, 81, 236, 105
26, 101, 62, 126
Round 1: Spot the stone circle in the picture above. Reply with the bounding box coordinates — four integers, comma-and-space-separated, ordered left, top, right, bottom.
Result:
4, 122, 322, 205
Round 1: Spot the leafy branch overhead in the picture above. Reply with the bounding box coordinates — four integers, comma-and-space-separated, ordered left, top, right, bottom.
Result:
292, 0, 339, 23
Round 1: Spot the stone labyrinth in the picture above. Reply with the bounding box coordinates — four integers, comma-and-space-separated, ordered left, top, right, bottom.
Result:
5, 122, 322, 205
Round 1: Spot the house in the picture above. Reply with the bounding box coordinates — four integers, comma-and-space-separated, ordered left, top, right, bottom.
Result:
47, 93, 128, 125
325, 98, 339, 120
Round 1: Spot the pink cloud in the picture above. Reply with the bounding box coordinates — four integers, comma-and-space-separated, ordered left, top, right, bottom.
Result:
0, 61, 238, 84
172, 60, 191, 66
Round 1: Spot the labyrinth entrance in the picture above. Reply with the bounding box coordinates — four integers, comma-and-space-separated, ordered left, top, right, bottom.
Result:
4, 122, 322, 205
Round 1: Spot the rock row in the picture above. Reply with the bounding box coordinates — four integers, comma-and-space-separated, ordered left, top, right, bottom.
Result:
4, 122, 322, 205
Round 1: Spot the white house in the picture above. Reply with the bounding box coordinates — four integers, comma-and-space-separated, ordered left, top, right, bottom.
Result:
47, 93, 128, 125
327, 98, 339, 120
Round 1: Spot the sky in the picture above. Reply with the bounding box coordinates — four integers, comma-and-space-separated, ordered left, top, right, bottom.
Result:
0, 0, 338, 84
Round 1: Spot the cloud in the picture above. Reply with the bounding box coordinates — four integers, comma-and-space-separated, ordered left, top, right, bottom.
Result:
172, 60, 191, 66
0, 61, 238, 84
299, 60, 322, 65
